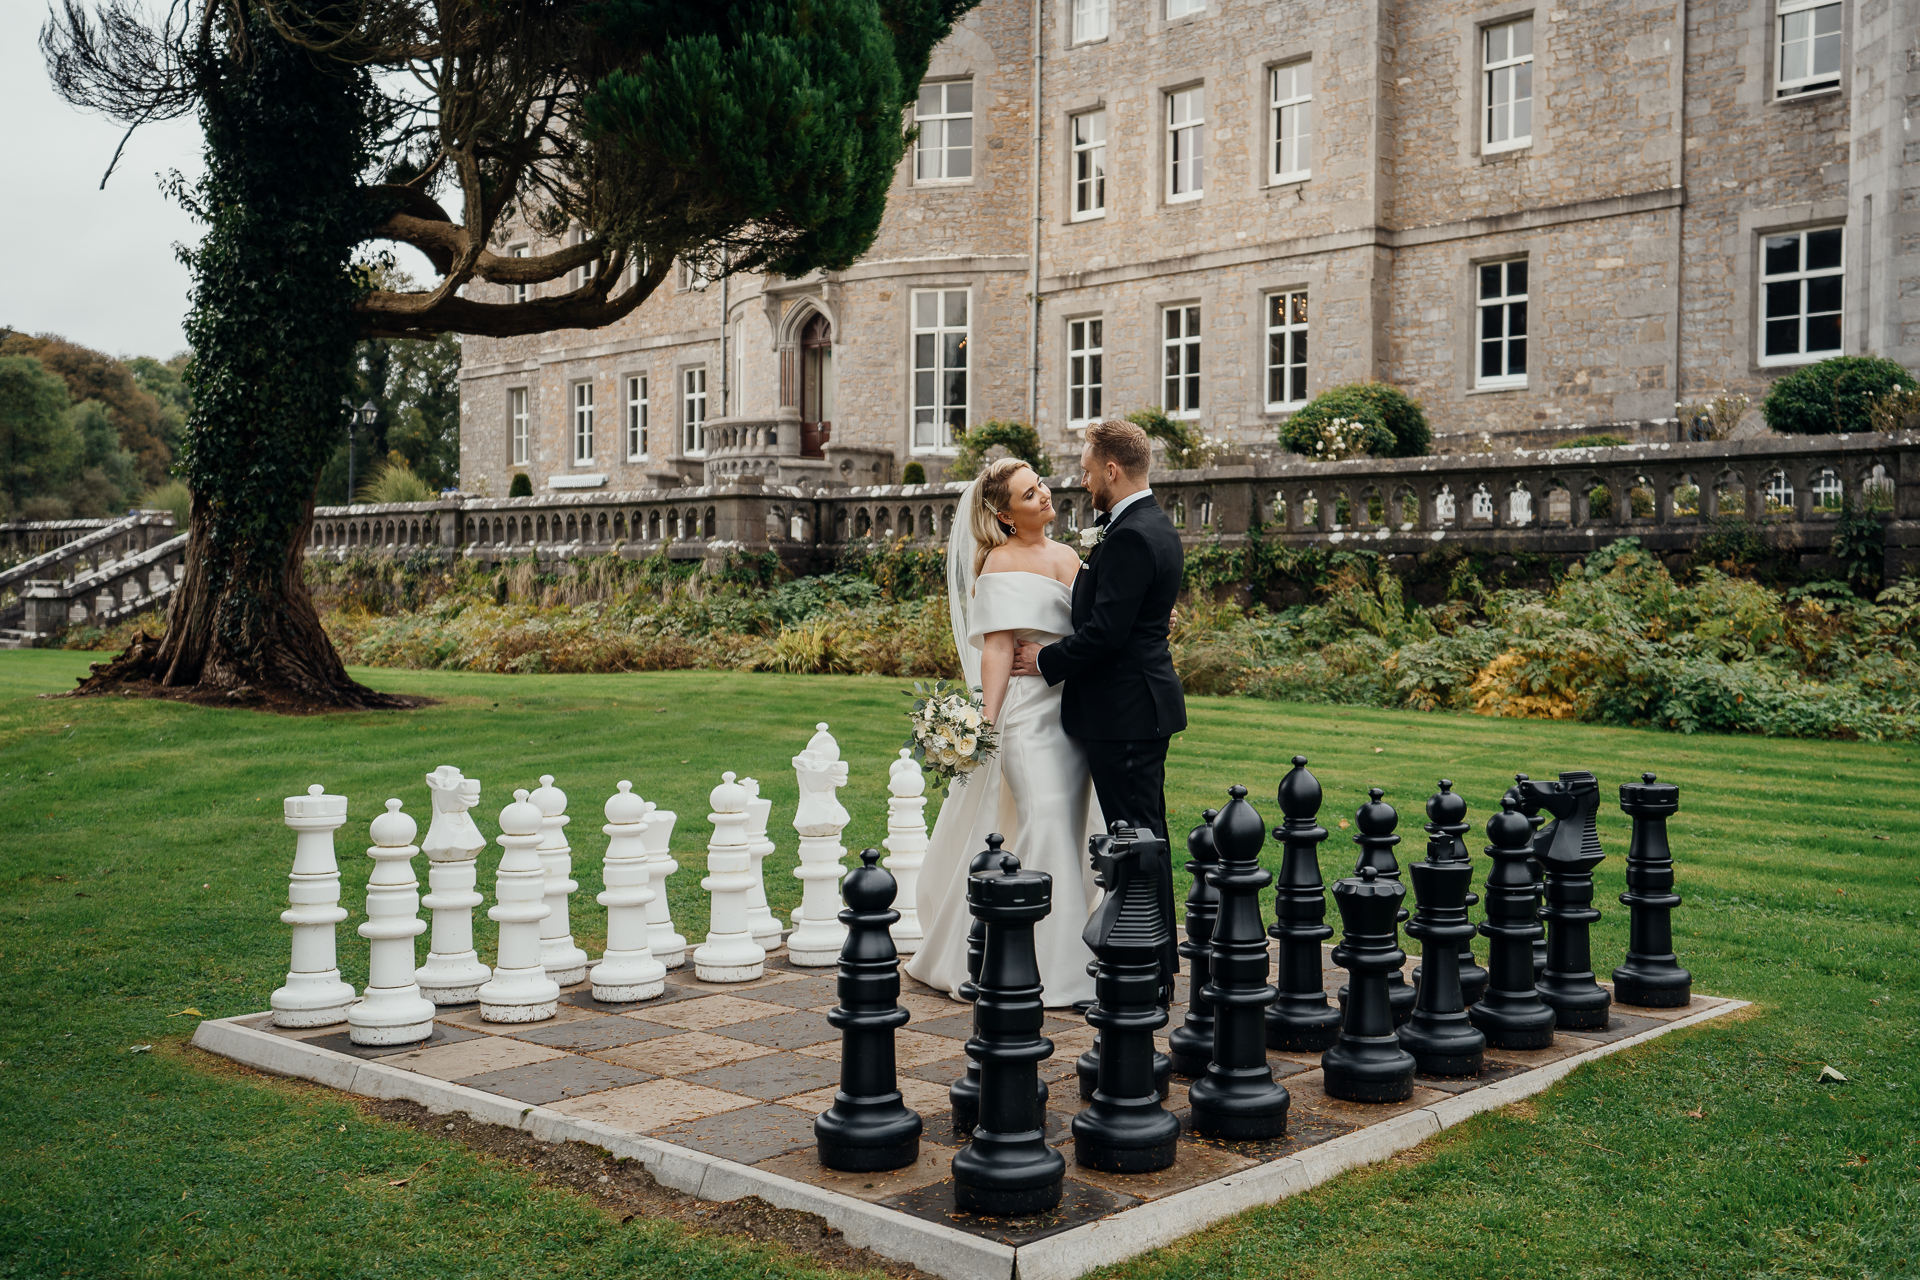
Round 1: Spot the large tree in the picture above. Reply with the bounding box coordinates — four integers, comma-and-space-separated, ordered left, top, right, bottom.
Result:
44, 0, 973, 708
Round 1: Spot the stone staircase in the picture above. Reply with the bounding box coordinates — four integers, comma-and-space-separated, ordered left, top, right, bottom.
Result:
0, 511, 183, 648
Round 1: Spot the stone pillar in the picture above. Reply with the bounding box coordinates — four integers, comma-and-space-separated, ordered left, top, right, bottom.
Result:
270, 785, 355, 1029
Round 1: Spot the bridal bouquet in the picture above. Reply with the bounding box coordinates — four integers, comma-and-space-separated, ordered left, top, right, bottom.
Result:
903, 680, 998, 790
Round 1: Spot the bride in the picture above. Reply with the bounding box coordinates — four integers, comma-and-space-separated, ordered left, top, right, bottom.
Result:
905, 457, 1104, 1007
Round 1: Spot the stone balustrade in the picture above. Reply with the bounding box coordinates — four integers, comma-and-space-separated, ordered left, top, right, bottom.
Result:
3, 532, 188, 645
0, 511, 178, 591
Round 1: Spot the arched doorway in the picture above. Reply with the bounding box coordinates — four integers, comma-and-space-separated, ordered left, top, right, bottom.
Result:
799, 313, 834, 458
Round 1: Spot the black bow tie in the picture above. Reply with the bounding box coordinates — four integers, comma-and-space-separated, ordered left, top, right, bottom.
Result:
1094, 511, 1112, 527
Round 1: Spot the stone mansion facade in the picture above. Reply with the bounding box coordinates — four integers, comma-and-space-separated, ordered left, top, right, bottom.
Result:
456, 0, 1918, 494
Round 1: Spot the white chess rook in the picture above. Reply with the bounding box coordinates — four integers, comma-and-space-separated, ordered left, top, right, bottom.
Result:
350, 800, 438, 1045
531, 775, 589, 985
883, 748, 929, 956
695, 772, 769, 981
479, 790, 561, 1022
416, 765, 491, 1003
740, 776, 783, 950
595, 781, 666, 1002
271, 785, 355, 1028
786, 722, 851, 966
639, 798, 687, 968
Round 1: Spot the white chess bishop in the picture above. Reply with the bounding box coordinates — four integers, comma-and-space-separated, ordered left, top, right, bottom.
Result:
415, 765, 492, 1003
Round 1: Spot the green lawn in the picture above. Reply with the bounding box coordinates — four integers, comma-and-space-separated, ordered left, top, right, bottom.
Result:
1, 651, 1915, 1279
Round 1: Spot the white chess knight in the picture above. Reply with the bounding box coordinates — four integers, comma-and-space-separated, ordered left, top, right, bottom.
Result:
415, 765, 492, 1003
786, 722, 850, 966
479, 790, 561, 1022
349, 800, 437, 1045
270, 785, 356, 1028
883, 749, 928, 956
739, 777, 783, 950
694, 772, 768, 981
638, 795, 687, 968
530, 775, 590, 985
594, 781, 666, 1002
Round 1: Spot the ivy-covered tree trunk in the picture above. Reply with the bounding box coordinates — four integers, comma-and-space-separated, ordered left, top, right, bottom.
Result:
78, 21, 406, 710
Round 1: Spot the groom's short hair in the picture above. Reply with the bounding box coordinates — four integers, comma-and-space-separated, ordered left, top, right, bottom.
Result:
1087, 419, 1152, 479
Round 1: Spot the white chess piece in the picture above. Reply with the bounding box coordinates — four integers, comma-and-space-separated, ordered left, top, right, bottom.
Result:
271, 785, 355, 1028
639, 797, 686, 968
594, 782, 666, 1002
350, 800, 438, 1045
883, 749, 929, 956
530, 775, 589, 985
694, 772, 768, 982
739, 777, 783, 950
415, 766, 491, 1003
479, 790, 561, 1022
786, 722, 850, 966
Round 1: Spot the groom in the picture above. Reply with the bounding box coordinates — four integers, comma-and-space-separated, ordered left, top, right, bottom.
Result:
1010, 418, 1186, 843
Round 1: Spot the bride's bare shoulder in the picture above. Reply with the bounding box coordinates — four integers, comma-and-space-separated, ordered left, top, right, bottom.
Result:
1048, 539, 1083, 583
980, 544, 1021, 575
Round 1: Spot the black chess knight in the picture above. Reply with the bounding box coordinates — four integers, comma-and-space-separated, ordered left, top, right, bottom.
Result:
1515, 771, 1612, 1031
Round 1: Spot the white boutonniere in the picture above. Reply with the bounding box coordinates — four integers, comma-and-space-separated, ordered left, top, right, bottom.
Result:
1077, 525, 1105, 550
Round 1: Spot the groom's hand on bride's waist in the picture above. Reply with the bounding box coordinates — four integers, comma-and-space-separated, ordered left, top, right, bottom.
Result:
1009, 640, 1045, 677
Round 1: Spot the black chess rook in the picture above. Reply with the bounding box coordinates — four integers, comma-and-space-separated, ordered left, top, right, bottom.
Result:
1517, 771, 1613, 1031
1072, 823, 1181, 1173
950, 851, 1066, 1217
1336, 790, 1415, 1028
1401, 818, 1487, 1078
1266, 757, 1342, 1053
1322, 865, 1418, 1103
1613, 773, 1692, 1008
1468, 798, 1559, 1051
1167, 810, 1222, 1077
815, 849, 922, 1171
1411, 780, 1488, 1007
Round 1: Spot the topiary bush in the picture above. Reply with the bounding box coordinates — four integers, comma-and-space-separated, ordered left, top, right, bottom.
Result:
901, 461, 927, 485
1760, 355, 1917, 436
945, 420, 1052, 481
1279, 381, 1431, 458
508, 472, 533, 497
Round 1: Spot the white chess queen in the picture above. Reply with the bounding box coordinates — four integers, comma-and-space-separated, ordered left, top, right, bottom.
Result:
905, 457, 1104, 1007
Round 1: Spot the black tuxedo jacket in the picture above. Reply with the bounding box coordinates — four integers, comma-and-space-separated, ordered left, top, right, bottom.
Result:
1036, 494, 1188, 741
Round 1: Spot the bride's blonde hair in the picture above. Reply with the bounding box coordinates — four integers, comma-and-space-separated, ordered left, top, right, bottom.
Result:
970, 456, 1036, 577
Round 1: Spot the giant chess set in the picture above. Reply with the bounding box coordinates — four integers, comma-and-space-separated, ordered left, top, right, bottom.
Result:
195, 725, 1742, 1280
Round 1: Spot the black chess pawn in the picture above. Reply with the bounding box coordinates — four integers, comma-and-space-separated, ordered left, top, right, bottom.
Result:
1412, 780, 1488, 1006
1468, 799, 1558, 1051
1516, 771, 1612, 1031
1072, 824, 1181, 1173
951, 852, 1066, 1217
1168, 810, 1222, 1077
1267, 758, 1342, 1052
815, 849, 922, 1171
1504, 773, 1550, 981
951, 835, 1047, 1135
1401, 838, 1487, 1077
1187, 786, 1291, 1141
1322, 867, 1418, 1103
1613, 774, 1692, 1008
1336, 790, 1415, 1027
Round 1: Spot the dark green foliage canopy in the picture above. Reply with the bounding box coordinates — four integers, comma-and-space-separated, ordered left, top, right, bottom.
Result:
1127, 406, 1214, 470
508, 472, 535, 498
946, 420, 1053, 481
1760, 356, 1918, 436
0, 356, 79, 512
1279, 381, 1432, 459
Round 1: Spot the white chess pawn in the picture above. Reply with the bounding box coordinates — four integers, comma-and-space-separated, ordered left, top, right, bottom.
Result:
416, 765, 491, 1003
271, 785, 355, 1028
883, 749, 929, 956
694, 772, 768, 982
530, 775, 589, 985
350, 800, 437, 1045
594, 782, 666, 1002
739, 777, 783, 950
639, 798, 686, 968
786, 722, 850, 966
479, 790, 560, 1023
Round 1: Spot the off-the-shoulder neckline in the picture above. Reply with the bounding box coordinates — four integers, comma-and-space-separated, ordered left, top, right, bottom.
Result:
976, 569, 1075, 590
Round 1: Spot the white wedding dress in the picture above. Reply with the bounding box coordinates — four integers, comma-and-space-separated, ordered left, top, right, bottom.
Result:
905, 563, 1105, 1007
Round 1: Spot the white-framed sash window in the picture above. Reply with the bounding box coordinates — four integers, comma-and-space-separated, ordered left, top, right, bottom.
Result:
681, 367, 707, 456
1270, 62, 1312, 183
1476, 258, 1529, 388
1068, 318, 1104, 429
509, 244, 529, 304
626, 375, 648, 460
911, 289, 969, 452
1760, 227, 1845, 364
1167, 87, 1205, 201
509, 387, 529, 465
1265, 291, 1309, 409
1166, 0, 1204, 18
1072, 0, 1109, 43
1776, 0, 1842, 96
571, 381, 595, 463
1072, 111, 1107, 219
1162, 305, 1201, 417
1483, 18, 1534, 153
915, 81, 974, 182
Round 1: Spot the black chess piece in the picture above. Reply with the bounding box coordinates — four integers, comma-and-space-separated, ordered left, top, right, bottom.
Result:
1266, 758, 1342, 1052
1077, 833, 1174, 1104
1336, 790, 1415, 1028
951, 835, 1047, 1135
1410, 780, 1488, 1007
1168, 810, 1221, 1077
1401, 836, 1487, 1077
1072, 824, 1181, 1173
1187, 786, 1291, 1141
1613, 774, 1692, 1008
815, 849, 922, 1171
1516, 771, 1612, 1031
1504, 773, 1550, 981
1468, 798, 1558, 1051
1322, 867, 1418, 1102
951, 852, 1066, 1216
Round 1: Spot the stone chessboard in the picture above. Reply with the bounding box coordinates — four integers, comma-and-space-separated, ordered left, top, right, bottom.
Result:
195, 946, 1743, 1280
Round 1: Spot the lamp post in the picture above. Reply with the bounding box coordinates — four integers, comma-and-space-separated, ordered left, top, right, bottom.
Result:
345, 399, 377, 502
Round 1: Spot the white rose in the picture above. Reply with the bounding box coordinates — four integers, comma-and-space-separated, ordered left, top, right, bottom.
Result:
1078, 526, 1103, 549
958, 734, 978, 755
